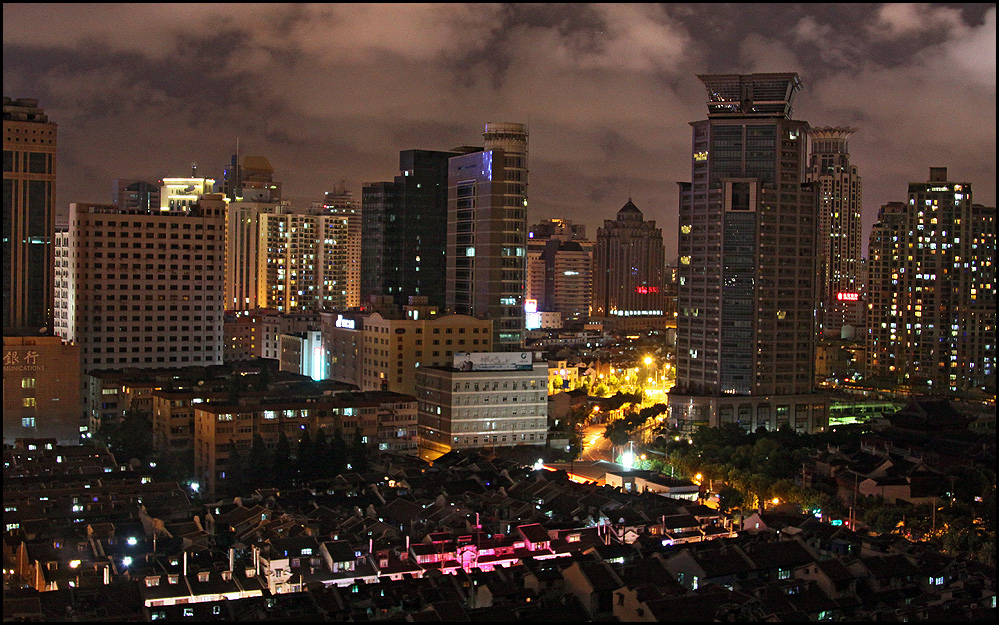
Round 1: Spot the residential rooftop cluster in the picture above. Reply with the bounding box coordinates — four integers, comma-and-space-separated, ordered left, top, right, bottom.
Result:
4, 435, 995, 621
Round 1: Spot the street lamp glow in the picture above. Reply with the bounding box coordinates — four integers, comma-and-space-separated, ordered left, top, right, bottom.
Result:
621, 451, 634, 469
644, 356, 653, 365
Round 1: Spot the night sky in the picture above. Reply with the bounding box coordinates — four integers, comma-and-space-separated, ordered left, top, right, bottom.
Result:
3, 3, 995, 259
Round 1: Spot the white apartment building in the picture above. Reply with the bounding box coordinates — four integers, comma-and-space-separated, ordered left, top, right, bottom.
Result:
56, 195, 227, 373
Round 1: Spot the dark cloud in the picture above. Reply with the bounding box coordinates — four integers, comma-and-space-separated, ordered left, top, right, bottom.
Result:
3, 3, 994, 260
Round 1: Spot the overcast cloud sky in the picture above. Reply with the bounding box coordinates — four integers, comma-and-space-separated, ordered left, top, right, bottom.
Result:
3, 3, 995, 259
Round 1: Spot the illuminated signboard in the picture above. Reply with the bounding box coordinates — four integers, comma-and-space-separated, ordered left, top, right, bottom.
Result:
525, 312, 542, 330
454, 351, 533, 371
524, 299, 538, 314
334, 314, 355, 329
836, 292, 860, 302
635, 286, 660, 294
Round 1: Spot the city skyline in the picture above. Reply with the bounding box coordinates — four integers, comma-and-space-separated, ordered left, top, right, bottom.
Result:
3, 4, 995, 260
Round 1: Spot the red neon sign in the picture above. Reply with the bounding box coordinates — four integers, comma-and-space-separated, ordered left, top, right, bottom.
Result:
635, 286, 660, 294
836, 292, 860, 301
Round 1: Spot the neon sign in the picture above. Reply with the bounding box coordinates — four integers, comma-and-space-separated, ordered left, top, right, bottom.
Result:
836, 292, 860, 301
334, 314, 355, 329
635, 286, 660, 294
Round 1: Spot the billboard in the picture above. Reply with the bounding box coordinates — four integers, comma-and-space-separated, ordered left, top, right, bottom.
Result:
453, 351, 533, 371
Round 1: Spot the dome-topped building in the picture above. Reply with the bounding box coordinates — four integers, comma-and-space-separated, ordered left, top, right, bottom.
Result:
591, 199, 666, 329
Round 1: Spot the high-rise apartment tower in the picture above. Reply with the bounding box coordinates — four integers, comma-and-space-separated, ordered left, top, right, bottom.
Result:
57, 195, 228, 373
866, 168, 995, 395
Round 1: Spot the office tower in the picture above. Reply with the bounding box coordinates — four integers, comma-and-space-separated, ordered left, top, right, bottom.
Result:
112, 179, 161, 214
416, 352, 548, 462
670, 73, 827, 434
360, 181, 399, 305
590, 200, 666, 330
866, 168, 995, 395
57, 195, 227, 373
807, 127, 864, 338
322, 181, 361, 308
361, 149, 458, 310
527, 219, 593, 324
446, 122, 529, 352
3, 97, 57, 336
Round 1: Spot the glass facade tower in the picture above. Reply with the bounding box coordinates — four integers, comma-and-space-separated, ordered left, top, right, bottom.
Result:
670, 74, 827, 434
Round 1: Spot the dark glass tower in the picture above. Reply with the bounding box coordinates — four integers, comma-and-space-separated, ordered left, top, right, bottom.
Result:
3, 97, 56, 336
670, 74, 827, 434
361, 149, 458, 310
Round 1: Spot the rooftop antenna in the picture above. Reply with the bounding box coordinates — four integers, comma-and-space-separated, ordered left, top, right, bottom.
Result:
191, 162, 198, 177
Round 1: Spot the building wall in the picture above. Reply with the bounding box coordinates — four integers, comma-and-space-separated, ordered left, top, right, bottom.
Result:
360, 311, 492, 396
668, 391, 828, 436
2, 336, 80, 445
224, 200, 283, 310
193, 391, 416, 494
258, 210, 348, 312
322, 311, 364, 388
416, 360, 548, 461
224, 308, 283, 361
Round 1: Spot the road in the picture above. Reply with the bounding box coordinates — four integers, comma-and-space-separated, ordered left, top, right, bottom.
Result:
579, 423, 613, 462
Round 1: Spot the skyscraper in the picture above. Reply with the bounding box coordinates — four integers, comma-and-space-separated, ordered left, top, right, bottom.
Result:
361, 150, 458, 310
3, 97, 57, 336
226, 203, 349, 313
670, 73, 827, 434
590, 200, 665, 331
446, 123, 529, 352
527, 219, 593, 325
221, 153, 282, 203
807, 127, 863, 339
866, 168, 995, 395
322, 181, 361, 308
